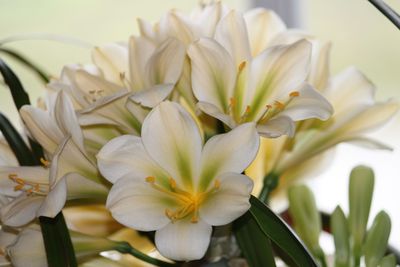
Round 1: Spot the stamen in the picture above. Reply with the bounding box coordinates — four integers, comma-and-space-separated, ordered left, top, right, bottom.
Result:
274, 101, 285, 110
145, 176, 155, 183
9, 173, 49, 196
214, 179, 221, 190
238, 61, 246, 72
169, 177, 177, 190
229, 97, 236, 108
40, 158, 50, 168
289, 91, 300, 97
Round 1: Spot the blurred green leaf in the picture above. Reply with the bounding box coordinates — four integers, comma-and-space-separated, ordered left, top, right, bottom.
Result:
248, 196, 318, 267
331, 206, 350, 267
0, 47, 49, 83
0, 112, 36, 165
233, 212, 277, 267
379, 254, 396, 267
348, 165, 375, 264
364, 211, 391, 267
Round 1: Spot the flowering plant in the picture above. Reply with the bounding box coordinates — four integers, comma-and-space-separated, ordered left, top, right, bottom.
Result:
0, 2, 398, 267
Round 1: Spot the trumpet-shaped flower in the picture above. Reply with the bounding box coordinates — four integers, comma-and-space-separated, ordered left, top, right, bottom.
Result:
97, 101, 258, 261
187, 11, 333, 138
0, 91, 109, 226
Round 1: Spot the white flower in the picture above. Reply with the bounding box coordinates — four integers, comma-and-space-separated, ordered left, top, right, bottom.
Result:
97, 101, 259, 261
187, 11, 333, 138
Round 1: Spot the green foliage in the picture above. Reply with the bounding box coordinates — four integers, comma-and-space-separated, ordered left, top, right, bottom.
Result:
331, 206, 350, 267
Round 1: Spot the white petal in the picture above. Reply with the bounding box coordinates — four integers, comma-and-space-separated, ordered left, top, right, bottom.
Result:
19, 106, 63, 153
196, 101, 236, 129
215, 10, 251, 65
326, 67, 375, 116
97, 135, 167, 183
92, 43, 128, 85
244, 8, 286, 56
345, 137, 393, 150
200, 172, 252, 226
193, 1, 223, 37
142, 102, 202, 190
188, 38, 236, 112
199, 123, 259, 190
248, 40, 312, 121
128, 36, 156, 90
159, 11, 198, 45
280, 83, 333, 121
0, 195, 44, 227
155, 219, 212, 261
257, 116, 295, 138
54, 91, 85, 152
7, 228, 47, 267
145, 38, 185, 86
129, 83, 174, 108
106, 176, 172, 231
37, 177, 66, 218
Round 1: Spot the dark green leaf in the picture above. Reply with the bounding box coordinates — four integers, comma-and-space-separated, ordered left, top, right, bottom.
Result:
0, 47, 49, 83
0, 112, 36, 165
40, 213, 78, 267
0, 58, 31, 110
233, 212, 277, 267
249, 196, 318, 267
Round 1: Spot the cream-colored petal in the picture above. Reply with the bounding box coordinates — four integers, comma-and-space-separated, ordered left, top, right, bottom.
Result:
0, 195, 44, 227
345, 137, 393, 150
257, 116, 295, 138
129, 83, 174, 108
155, 219, 212, 261
37, 176, 66, 218
54, 91, 85, 152
97, 135, 167, 183
92, 43, 128, 85
128, 36, 156, 90
7, 228, 47, 267
215, 10, 251, 66
106, 176, 173, 231
196, 101, 236, 129
141, 102, 202, 190
159, 11, 198, 45
247, 40, 312, 121
325, 67, 375, 116
244, 8, 286, 56
200, 172, 252, 226
199, 123, 259, 190
280, 83, 333, 121
20, 106, 63, 154
192, 1, 223, 37
188, 38, 236, 113
145, 38, 185, 86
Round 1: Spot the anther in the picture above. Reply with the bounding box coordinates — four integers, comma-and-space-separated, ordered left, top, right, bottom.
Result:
274, 101, 285, 110
145, 176, 155, 183
40, 158, 50, 168
14, 184, 24, 191
229, 97, 236, 107
238, 61, 247, 72
214, 179, 221, 190
169, 178, 177, 189
289, 91, 300, 97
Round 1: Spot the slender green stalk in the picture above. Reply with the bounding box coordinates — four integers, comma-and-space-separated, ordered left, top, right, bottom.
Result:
368, 0, 400, 30
0, 47, 50, 83
258, 172, 279, 203
115, 242, 178, 267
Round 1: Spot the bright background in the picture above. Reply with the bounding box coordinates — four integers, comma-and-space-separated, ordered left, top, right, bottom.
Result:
1, 0, 399, 248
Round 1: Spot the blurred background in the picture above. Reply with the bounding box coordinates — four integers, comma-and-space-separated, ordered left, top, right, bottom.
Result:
1, 0, 399, 248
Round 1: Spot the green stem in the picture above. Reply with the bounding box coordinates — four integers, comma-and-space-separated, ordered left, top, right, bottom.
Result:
0, 47, 50, 83
115, 242, 178, 267
258, 172, 280, 204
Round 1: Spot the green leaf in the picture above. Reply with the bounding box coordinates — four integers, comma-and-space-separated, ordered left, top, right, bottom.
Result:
233, 212, 277, 267
364, 211, 391, 267
379, 254, 396, 267
0, 47, 49, 83
0, 58, 44, 161
348, 165, 374, 263
0, 58, 31, 110
0, 112, 36, 165
331, 206, 350, 267
40, 213, 78, 267
248, 196, 318, 267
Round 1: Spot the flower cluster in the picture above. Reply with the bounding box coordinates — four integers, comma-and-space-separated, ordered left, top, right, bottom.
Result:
0, 2, 397, 265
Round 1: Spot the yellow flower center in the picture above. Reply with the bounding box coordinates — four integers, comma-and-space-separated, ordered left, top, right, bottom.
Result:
9, 174, 49, 196
145, 176, 220, 223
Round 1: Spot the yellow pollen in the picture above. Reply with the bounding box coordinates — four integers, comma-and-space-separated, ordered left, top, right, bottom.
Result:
14, 184, 24, 191
289, 91, 300, 97
245, 105, 251, 114
145, 177, 220, 224
274, 101, 285, 110
145, 176, 156, 183
9, 174, 49, 196
229, 97, 236, 107
238, 61, 247, 72
40, 158, 50, 168
266, 104, 273, 109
